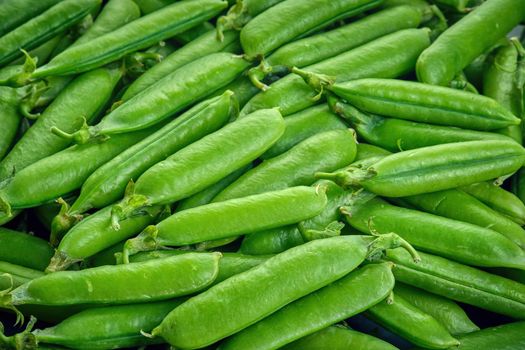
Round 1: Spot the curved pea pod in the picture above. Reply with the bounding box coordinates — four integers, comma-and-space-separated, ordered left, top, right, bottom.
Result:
355, 143, 391, 161
239, 226, 304, 255
460, 181, 525, 226
123, 186, 327, 260
448, 322, 525, 350
332, 100, 513, 152
241, 28, 431, 117
0, 67, 122, 180
384, 248, 525, 319
342, 193, 525, 269
0, 0, 100, 66
261, 105, 347, 159
123, 29, 240, 100
151, 234, 419, 349
0, 87, 22, 162
30, 0, 227, 78
0, 262, 45, 290
320, 140, 525, 197
111, 109, 283, 225
394, 283, 479, 336
0, 228, 53, 271
283, 325, 399, 350
0, 0, 62, 37
417, 0, 525, 86
322, 78, 521, 131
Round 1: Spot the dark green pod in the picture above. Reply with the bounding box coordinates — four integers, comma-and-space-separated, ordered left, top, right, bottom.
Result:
0, 0, 62, 37
0, 228, 53, 271
239, 226, 305, 255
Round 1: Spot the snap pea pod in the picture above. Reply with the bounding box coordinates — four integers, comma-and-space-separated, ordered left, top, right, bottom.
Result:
249, 5, 423, 89
384, 248, 525, 319
0, 262, 44, 290
0, 228, 53, 271
239, 226, 305, 255
283, 325, 399, 350
442, 322, 525, 350
342, 193, 525, 269
240, 0, 382, 60
56, 53, 250, 144
123, 186, 327, 260
354, 143, 391, 161
151, 234, 419, 349
0, 87, 22, 162
240, 28, 430, 116
134, 0, 180, 13
460, 181, 525, 225
0, 67, 122, 180
394, 283, 479, 335
318, 140, 525, 197
366, 294, 459, 349
0, 0, 100, 66
416, 0, 525, 86
261, 105, 347, 159
0, 0, 62, 37
30, 0, 227, 78
220, 263, 396, 350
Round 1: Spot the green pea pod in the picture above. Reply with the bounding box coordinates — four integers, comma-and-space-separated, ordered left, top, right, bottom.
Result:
450, 322, 525, 350
240, 28, 430, 116
134, 0, 179, 13
249, 5, 423, 89
416, 0, 525, 86
239, 226, 305, 255
220, 263, 396, 350
7, 34, 64, 67
30, 0, 227, 78
0, 0, 100, 66
0, 0, 62, 37
0, 262, 45, 290
30, 76, 74, 111
0, 228, 53, 271
342, 194, 525, 269
123, 186, 327, 260
123, 30, 240, 101
384, 248, 525, 319
354, 143, 391, 161
0, 67, 122, 180
261, 105, 347, 160
0, 87, 22, 162
110, 109, 284, 229
283, 325, 399, 350
240, 0, 382, 60
332, 99, 512, 152
151, 234, 419, 349
394, 283, 479, 336
216, 75, 261, 109
431, 0, 473, 12
461, 181, 525, 225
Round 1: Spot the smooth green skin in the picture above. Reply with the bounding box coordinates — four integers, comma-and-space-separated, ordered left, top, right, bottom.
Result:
448, 322, 525, 350
0, 126, 157, 211
215, 129, 357, 201
32, 0, 227, 77
331, 78, 520, 131
0, 67, 122, 180
394, 283, 479, 336
354, 143, 391, 161
0, 262, 44, 290
417, 0, 525, 86
0, 0, 62, 36
69, 92, 234, 215
134, 186, 327, 247
261, 105, 347, 159
4, 253, 220, 306
333, 100, 512, 152
177, 164, 252, 211
283, 326, 399, 350
461, 182, 525, 225
71, 0, 141, 48
403, 189, 525, 249
0, 87, 22, 162
153, 235, 374, 349
240, 0, 383, 59
359, 140, 525, 197
123, 29, 240, 100
367, 294, 459, 349
385, 248, 525, 319
134, 0, 180, 13
240, 226, 304, 255
241, 28, 430, 116
0, 0, 100, 65
0, 228, 53, 271
345, 196, 525, 269
32, 76, 74, 110
220, 263, 395, 350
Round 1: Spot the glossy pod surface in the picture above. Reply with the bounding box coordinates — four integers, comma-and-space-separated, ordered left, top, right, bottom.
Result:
0, 228, 53, 271
0, 0, 62, 36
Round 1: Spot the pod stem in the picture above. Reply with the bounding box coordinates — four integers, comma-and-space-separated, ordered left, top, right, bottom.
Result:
0, 195, 12, 218
122, 225, 161, 264
299, 220, 345, 242
110, 181, 150, 230
0, 50, 37, 87
50, 117, 96, 144
315, 167, 376, 189
45, 250, 81, 273
0, 285, 22, 326
19, 81, 48, 120
49, 198, 83, 247
216, 0, 249, 41
248, 59, 273, 91
366, 232, 421, 263
1, 316, 38, 350
291, 67, 335, 101
124, 52, 163, 77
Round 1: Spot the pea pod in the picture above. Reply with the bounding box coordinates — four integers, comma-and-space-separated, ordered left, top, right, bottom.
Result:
134, 0, 179, 13
0, 67, 122, 180
440, 322, 525, 350
239, 226, 305, 255
354, 143, 391, 161
151, 234, 419, 349
283, 325, 399, 350
123, 186, 327, 261
0, 228, 53, 271
240, 28, 430, 116
29, 0, 227, 78
0, 0, 100, 66
0, 0, 62, 37
0, 87, 22, 162
384, 248, 525, 319
0, 262, 44, 290
416, 0, 525, 86
342, 193, 525, 269
216, 75, 261, 109
220, 263, 396, 350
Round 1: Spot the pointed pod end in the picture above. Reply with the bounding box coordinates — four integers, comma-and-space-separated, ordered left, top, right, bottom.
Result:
45, 250, 80, 273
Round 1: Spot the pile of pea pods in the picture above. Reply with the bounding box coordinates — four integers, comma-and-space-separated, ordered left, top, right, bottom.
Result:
1, 0, 525, 348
